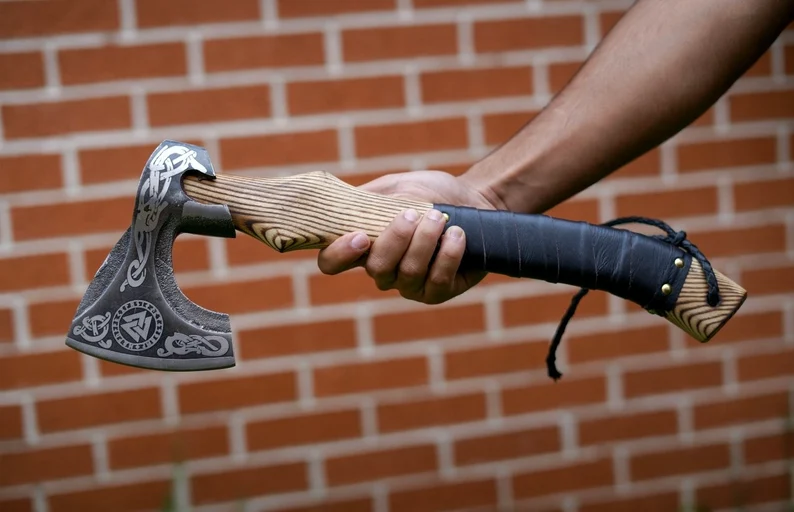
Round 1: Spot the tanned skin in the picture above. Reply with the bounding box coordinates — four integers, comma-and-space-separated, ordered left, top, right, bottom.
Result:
317, 0, 794, 305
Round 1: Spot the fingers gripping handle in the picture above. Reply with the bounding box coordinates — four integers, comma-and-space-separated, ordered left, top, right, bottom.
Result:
434, 205, 747, 344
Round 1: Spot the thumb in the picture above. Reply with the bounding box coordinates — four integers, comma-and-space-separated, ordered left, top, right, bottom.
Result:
317, 232, 370, 275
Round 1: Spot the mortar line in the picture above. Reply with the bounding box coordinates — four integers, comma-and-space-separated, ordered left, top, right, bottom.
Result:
118, 0, 137, 33
308, 451, 326, 496
777, 123, 791, 166
21, 393, 40, 445
269, 76, 288, 121
613, 445, 631, 492
186, 32, 206, 86
717, 174, 734, 223
606, 363, 624, 411
583, 3, 600, 52
456, 11, 475, 66
161, 375, 180, 426
403, 64, 422, 117
355, 304, 374, 357
360, 396, 378, 439
771, 39, 785, 80
12, 295, 30, 349
428, 344, 446, 392
130, 88, 149, 134
297, 360, 316, 408
91, 431, 110, 482
560, 412, 578, 459
436, 430, 455, 478
34, 487, 49, 512
496, 467, 514, 510
81, 353, 101, 389
61, 147, 81, 197
714, 97, 730, 133
372, 483, 389, 512
338, 120, 356, 170
261, 0, 279, 29
229, 412, 248, 462
323, 23, 342, 76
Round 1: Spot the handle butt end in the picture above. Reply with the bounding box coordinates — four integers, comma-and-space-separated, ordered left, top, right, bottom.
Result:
663, 260, 747, 343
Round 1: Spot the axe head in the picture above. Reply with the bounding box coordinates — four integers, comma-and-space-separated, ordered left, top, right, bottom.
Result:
66, 140, 238, 371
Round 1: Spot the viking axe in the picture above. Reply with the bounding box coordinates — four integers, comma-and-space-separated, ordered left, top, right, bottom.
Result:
65, 140, 747, 373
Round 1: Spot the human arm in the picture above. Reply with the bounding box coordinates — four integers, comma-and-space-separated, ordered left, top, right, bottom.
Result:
318, 0, 794, 303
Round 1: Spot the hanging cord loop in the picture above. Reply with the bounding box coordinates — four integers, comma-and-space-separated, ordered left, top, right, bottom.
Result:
545, 216, 721, 381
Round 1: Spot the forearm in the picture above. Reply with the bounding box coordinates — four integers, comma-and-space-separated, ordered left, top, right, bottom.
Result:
462, 0, 794, 214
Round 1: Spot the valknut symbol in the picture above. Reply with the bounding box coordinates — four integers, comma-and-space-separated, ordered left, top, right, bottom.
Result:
111, 300, 164, 352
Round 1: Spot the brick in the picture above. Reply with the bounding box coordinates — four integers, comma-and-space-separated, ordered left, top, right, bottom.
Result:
568, 326, 669, 364
599, 11, 624, 35
12, 197, 133, 241
421, 67, 533, 103
579, 410, 678, 446
689, 224, 785, 258
389, 479, 498, 512
374, 304, 484, 344
2, 96, 131, 139
512, 459, 613, 499
342, 24, 457, 62
80, 143, 158, 184
37, 387, 161, 433
204, 33, 324, 72
735, 177, 794, 211
108, 425, 229, 469
474, 16, 584, 53
580, 492, 680, 512
630, 443, 730, 480
279, 0, 395, 18
0, 404, 23, 440
136, 0, 260, 27
148, 85, 271, 126
85, 236, 210, 277
0, 350, 82, 390
624, 361, 722, 398
730, 90, 794, 122
274, 499, 373, 512
247, 409, 361, 451
0, 309, 12, 344
415, 0, 520, 6
0, 153, 62, 193
355, 118, 468, 158
454, 426, 560, 465
288, 76, 404, 115
0, 444, 93, 486
744, 431, 794, 464
483, 111, 537, 145
546, 198, 600, 222
220, 129, 338, 169
49, 480, 171, 512
0, 498, 32, 512
743, 265, 794, 296
28, 298, 78, 338
240, 319, 357, 360
549, 61, 582, 93
692, 108, 715, 127
787, 45, 794, 74
0, 253, 69, 291
378, 392, 487, 432
59, 43, 186, 85
694, 391, 788, 430
745, 50, 773, 77
502, 375, 607, 415
445, 340, 549, 380
738, 348, 794, 382
697, 473, 789, 510
689, 310, 782, 346
609, 149, 661, 179
616, 186, 718, 219
182, 276, 293, 314
503, 290, 608, 328
677, 136, 777, 173
0, 52, 44, 90
325, 444, 437, 486
309, 267, 400, 305
179, 372, 297, 414
0, 0, 118, 39
314, 357, 428, 397
225, 232, 314, 266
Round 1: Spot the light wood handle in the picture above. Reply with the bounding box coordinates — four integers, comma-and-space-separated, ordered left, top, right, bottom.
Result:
182, 171, 746, 344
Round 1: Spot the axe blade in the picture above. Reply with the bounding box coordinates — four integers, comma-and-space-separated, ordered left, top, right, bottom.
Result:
66, 140, 238, 371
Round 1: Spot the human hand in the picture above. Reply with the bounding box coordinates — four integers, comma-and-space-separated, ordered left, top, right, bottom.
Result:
317, 170, 499, 304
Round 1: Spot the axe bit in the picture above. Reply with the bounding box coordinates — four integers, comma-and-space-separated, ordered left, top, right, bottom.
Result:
66, 140, 747, 373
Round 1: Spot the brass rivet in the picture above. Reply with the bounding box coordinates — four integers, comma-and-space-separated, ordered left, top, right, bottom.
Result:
661, 283, 672, 295
674, 258, 684, 268
442, 213, 450, 222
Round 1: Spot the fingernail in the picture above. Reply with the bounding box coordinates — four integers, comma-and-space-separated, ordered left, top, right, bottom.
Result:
351, 233, 369, 250
404, 209, 419, 222
427, 209, 442, 222
447, 226, 463, 239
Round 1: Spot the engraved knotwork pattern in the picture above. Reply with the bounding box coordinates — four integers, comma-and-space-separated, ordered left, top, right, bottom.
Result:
72, 312, 112, 348
157, 333, 230, 358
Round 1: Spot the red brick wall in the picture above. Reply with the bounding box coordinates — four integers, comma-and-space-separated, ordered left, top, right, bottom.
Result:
1, 1, 792, 511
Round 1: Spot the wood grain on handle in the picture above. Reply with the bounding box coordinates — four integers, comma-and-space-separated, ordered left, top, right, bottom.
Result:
183, 171, 431, 252
182, 170, 747, 345
663, 260, 747, 343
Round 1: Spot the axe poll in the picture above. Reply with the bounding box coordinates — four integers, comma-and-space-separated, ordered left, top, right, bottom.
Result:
66, 140, 747, 374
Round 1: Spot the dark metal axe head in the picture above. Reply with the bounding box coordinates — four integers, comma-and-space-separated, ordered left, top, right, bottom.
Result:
66, 140, 237, 371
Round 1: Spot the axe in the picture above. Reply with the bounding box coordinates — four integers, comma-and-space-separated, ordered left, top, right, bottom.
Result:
66, 140, 747, 374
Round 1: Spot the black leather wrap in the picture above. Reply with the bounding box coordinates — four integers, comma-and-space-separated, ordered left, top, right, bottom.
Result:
434, 205, 692, 313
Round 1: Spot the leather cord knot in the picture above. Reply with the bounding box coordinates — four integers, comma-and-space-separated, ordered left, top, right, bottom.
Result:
545, 216, 721, 381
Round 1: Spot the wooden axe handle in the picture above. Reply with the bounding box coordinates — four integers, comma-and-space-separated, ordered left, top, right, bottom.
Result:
182, 171, 746, 344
